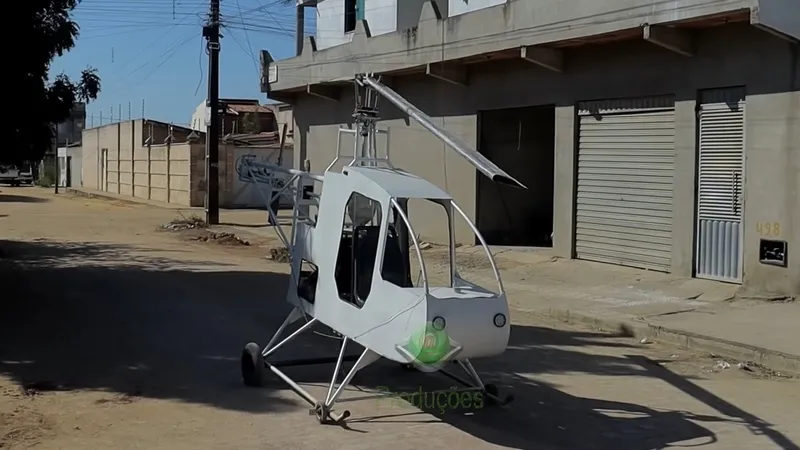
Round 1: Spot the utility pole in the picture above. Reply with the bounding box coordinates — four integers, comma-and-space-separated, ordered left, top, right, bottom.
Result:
202, 0, 221, 224
54, 134, 61, 194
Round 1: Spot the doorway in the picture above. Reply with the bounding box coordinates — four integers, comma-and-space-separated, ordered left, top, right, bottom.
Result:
694, 87, 746, 282
100, 148, 108, 191
476, 105, 555, 247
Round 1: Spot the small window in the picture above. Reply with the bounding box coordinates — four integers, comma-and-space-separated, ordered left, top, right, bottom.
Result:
335, 192, 382, 307
381, 204, 413, 288
344, 0, 364, 33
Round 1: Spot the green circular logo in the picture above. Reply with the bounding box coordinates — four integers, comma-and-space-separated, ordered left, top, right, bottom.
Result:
407, 324, 450, 365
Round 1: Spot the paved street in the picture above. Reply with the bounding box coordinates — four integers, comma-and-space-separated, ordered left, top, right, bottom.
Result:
1, 187, 798, 450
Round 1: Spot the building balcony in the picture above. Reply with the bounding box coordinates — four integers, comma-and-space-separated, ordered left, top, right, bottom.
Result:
260, 0, 797, 102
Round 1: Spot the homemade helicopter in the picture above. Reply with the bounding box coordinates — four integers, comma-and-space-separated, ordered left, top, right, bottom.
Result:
239, 73, 526, 424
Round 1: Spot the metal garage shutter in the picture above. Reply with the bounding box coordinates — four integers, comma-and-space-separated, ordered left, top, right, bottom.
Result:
695, 87, 745, 282
576, 97, 676, 272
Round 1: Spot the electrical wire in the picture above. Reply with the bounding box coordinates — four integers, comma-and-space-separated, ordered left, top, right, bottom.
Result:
194, 33, 206, 96
233, 0, 260, 76
127, 32, 201, 91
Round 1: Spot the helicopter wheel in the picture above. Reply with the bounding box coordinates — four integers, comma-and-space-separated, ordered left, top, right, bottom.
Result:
483, 383, 513, 405
241, 342, 266, 387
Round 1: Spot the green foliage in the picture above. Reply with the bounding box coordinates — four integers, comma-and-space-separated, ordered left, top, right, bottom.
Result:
240, 113, 261, 134
9, 1, 102, 165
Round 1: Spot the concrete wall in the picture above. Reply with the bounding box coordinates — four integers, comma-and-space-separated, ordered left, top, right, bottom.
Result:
448, 0, 505, 17
80, 120, 203, 206
293, 23, 799, 295
267, 104, 295, 145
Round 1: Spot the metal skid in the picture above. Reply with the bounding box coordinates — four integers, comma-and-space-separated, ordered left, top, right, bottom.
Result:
242, 307, 512, 425
241, 307, 380, 424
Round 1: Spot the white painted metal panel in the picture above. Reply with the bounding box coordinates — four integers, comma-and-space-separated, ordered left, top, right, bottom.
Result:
695, 87, 745, 282
315, 0, 397, 50
575, 98, 676, 272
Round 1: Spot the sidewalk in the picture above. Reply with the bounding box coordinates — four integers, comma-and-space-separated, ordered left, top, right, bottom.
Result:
455, 247, 799, 375
66, 186, 800, 375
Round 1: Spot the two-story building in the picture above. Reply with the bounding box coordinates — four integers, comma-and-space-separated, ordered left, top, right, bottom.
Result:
261, 0, 798, 297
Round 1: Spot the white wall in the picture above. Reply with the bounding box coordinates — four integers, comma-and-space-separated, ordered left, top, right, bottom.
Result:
448, 0, 505, 17
315, 0, 398, 50
190, 101, 206, 131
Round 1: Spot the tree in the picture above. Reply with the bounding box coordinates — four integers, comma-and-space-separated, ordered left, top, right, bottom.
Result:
239, 113, 261, 134
8, 1, 101, 165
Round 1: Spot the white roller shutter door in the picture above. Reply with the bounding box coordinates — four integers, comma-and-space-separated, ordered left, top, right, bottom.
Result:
575, 97, 676, 272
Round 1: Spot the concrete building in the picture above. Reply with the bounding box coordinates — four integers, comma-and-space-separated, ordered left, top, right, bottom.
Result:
56, 102, 86, 147
265, 102, 295, 146
190, 98, 277, 134
261, 0, 798, 297
79, 119, 293, 208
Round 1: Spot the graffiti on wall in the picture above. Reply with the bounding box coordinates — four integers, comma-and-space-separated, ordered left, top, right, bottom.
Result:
232, 152, 294, 207
235, 153, 286, 190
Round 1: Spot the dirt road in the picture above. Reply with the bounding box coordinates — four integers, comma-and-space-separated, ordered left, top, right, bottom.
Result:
1, 187, 798, 450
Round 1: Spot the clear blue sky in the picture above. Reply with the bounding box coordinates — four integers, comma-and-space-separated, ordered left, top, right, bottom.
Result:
51, 0, 316, 128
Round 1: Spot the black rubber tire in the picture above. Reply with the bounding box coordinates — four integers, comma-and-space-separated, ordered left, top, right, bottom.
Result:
483, 383, 500, 405
241, 342, 266, 387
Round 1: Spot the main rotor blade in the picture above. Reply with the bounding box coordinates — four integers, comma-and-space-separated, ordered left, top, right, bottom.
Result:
358, 75, 527, 189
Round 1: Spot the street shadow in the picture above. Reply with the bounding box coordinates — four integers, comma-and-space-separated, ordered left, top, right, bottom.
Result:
0, 239, 305, 414
0, 194, 49, 203
626, 355, 799, 450
330, 327, 722, 450
0, 238, 786, 449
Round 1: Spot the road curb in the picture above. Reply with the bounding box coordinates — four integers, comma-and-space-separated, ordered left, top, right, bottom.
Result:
65, 188, 186, 209
66, 188, 129, 203
523, 307, 800, 376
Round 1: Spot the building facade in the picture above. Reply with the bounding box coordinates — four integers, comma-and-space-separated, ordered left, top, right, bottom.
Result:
262, 0, 799, 296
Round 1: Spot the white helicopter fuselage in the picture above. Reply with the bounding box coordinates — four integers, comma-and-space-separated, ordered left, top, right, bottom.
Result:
286, 165, 510, 365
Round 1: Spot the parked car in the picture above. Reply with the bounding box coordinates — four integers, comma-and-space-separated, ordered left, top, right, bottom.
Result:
0, 163, 33, 186
0, 164, 21, 186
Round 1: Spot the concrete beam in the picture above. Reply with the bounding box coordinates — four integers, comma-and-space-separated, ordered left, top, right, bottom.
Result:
751, 7, 799, 43
643, 24, 694, 57
267, 91, 297, 104
306, 84, 341, 102
426, 62, 468, 86
520, 46, 564, 72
